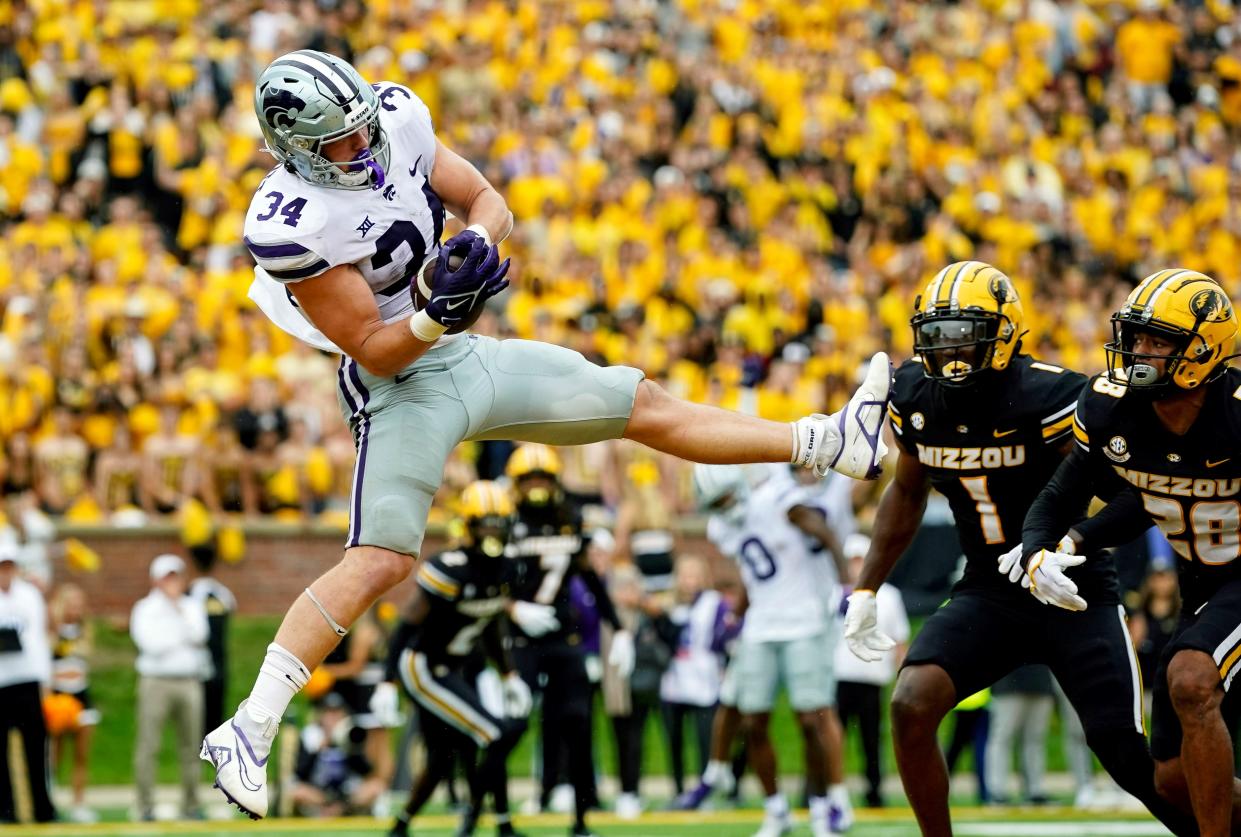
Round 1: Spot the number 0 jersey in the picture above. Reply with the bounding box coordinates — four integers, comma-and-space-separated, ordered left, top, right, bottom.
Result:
889, 355, 1116, 598
408, 550, 518, 664
707, 467, 840, 642
243, 82, 450, 353
1073, 368, 1241, 610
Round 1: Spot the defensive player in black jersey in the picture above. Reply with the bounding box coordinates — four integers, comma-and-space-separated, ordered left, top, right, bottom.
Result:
384, 481, 546, 837
504, 444, 634, 837
843, 261, 1197, 836
1022, 269, 1241, 836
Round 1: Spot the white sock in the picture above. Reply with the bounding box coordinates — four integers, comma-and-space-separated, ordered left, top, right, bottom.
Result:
246, 642, 310, 723
764, 793, 788, 818
828, 783, 851, 809
702, 759, 730, 786
789, 416, 842, 470
809, 795, 829, 820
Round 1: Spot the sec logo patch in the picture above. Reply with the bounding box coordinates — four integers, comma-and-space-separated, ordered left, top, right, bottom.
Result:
1104, 435, 1130, 463
911, 412, 925, 430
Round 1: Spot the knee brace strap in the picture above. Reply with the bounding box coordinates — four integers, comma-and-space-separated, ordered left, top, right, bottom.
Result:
304, 587, 349, 637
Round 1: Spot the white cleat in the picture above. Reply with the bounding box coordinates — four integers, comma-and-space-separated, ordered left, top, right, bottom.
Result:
793, 352, 892, 479
753, 811, 793, 837
200, 701, 278, 820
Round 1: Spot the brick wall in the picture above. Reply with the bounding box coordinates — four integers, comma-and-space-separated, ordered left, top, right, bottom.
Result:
52, 524, 723, 617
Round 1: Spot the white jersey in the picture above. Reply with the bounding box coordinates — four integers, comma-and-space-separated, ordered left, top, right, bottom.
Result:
707, 466, 843, 642
244, 82, 452, 353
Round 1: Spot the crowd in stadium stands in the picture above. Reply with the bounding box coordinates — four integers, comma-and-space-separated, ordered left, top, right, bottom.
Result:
2, 0, 1241, 528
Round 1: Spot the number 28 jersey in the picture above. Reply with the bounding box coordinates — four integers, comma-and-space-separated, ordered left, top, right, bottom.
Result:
1073, 368, 1241, 610
889, 355, 1115, 598
243, 82, 449, 353
707, 468, 838, 642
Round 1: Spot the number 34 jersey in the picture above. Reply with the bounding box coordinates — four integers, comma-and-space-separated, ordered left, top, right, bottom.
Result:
1074, 368, 1241, 611
707, 468, 839, 643
889, 355, 1115, 599
243, 82, 448, 352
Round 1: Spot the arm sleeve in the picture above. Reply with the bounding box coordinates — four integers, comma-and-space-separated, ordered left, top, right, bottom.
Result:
1072, 485, 1156, 553
1021, 445, 1097, 560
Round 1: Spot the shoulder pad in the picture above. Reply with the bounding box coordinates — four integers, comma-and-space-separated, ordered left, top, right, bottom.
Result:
890, 358, 929, 411
1022, 359, 1087, 445
1072, 374, 1128, 450
417, 553, 467, 599
243, 172, 332, 283
373, 81, 436, 173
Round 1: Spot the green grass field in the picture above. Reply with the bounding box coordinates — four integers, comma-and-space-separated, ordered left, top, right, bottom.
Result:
77, 616, 1018, 788
0, 809, 1178, 837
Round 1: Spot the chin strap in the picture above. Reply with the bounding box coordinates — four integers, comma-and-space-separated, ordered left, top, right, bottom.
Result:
303, 588, 349, 637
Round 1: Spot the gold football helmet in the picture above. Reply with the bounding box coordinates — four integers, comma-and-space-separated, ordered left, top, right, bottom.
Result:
505, 443, 563, 480
458, 480, 514, 556
911, 261, 1027, 385
1105, 268, 1238, 391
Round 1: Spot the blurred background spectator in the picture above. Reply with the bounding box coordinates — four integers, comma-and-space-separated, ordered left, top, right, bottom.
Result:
3, 0, 1239, 531
289, 692, 384, 818
833, 534, 909, 809
48, 582, 99, 823
130, 553, 207, 821
0, 545, 54, 823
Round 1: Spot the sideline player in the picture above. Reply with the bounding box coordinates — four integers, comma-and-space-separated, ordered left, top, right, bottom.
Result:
1021, 269, 1241, 836
382, 481, 537, 837
505, 444, 632, 837
201, 50, 891, 818
842, 261, 1197, 836
693, 463, 853, 837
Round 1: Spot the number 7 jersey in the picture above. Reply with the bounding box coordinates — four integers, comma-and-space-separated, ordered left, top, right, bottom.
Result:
1073, 368, 1241, 610
242, 82, 447, 353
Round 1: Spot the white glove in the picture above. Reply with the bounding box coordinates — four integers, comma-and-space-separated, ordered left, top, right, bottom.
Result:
843, 589, 896, 662
1026, 548, 1088, 611
368, 681, 401, 728
509, 601, 560, 637
608, 629, 635, 679
997, 543, 1026, 586
501, 672, 533, 718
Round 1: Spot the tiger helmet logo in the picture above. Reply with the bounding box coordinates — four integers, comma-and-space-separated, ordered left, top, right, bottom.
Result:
262, 88, 308, 132
1189, 288, 1232, 323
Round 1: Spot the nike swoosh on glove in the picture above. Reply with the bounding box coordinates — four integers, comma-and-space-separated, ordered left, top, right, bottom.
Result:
843, 589, 896, 663
1026, 549, 1088, 611
423, 236, 510, 327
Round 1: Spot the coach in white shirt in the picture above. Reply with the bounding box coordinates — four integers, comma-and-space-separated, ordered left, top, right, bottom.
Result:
834, 535, 910, 808
0, 545, 55, 822
131, 554, 209, 820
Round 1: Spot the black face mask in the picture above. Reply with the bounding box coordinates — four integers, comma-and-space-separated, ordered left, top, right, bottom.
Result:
1104, 319, 1191, 394
467, 517, 511, 558
913, 315, 1000, 387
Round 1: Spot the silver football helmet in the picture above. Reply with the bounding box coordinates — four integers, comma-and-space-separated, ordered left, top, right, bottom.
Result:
692, 463, 750, 525
254, 50, 390, 190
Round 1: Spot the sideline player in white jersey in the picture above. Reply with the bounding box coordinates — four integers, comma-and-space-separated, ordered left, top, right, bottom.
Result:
695, 464, 855, 837
200, 49, 892, 820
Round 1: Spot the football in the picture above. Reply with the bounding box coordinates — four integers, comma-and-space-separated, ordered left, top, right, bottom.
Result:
412, 241, 488, 334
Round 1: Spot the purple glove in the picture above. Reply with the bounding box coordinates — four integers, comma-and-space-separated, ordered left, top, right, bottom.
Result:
423, 235, 510, 328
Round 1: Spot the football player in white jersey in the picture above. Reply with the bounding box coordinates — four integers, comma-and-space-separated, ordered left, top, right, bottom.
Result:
695, 464, 854, 837
201, 49, 893, 820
